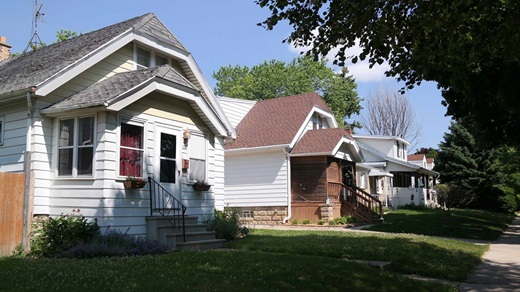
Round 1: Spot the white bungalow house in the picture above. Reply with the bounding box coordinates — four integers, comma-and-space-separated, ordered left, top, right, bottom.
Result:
219, 94, 383, 225
0, 13, 235, 253
353, 135, 439, 208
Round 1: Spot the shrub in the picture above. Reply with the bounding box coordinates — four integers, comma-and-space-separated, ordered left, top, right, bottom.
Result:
399, 203, 429, 211
302, 219, 311, 225
291, 219, 300, 225
60, 228, 169, 258
328, 220, 336, 226
317, 219, 325, 225
333, 216, 347, 225
30, 210, 100, 257
205, 208, 249, 240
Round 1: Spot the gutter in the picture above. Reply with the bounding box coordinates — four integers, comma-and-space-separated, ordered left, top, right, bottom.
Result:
225, 144, 290, 154
283, 149, 292, 223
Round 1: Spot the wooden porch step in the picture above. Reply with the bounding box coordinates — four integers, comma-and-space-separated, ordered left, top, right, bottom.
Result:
176, 239, 225, 251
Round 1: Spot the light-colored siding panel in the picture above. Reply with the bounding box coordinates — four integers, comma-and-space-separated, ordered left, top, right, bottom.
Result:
217, 97, 256, 128
224, 149, 288, 207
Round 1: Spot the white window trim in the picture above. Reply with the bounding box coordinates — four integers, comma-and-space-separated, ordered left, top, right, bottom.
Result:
117, 116, 147, 179
0, 115, 4, 146
56, 114, 96, 178
133, 44, 172, 69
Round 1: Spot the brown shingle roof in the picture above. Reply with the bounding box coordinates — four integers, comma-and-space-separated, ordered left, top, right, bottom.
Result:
291, 128, 353, 154
426, 158, 434, 163
407, 154, 426, 161
224, 92, 332, 150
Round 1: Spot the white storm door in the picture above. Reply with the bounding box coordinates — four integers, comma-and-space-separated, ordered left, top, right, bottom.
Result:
155, 126, 181, 196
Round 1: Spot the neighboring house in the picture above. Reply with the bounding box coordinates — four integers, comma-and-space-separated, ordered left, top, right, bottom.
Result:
0, 13, 235, 252
353, 135, 439, 207
219, 93, 382, 225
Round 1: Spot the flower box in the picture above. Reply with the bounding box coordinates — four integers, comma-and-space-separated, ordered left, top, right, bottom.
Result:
124, 178, 147, 189
192, 182, 211, 192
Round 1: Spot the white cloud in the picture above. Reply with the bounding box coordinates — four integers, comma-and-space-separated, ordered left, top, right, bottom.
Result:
288, 39, 390, 83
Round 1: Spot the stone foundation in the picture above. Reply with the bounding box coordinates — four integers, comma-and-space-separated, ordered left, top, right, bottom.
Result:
235, 206, 288, 226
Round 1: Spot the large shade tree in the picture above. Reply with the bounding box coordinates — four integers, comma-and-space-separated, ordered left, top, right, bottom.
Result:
213, 56, 361, 127
256, 0, 520, 146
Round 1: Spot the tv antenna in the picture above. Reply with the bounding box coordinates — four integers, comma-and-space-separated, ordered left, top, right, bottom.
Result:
23, 0, 46, 53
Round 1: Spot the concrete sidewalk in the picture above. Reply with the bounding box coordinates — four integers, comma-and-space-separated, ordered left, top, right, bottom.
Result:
459, 216, 520, 291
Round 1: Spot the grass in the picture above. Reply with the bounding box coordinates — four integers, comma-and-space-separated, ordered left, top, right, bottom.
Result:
226, 229, 487, 281
0, 251, 452, 291
366, 208, 514, 241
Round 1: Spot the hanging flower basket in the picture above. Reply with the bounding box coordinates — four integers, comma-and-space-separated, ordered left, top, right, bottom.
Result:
124, 177, 147, 189
192, 181, 211, 191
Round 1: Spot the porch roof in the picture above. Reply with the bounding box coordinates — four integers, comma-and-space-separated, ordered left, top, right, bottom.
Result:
41, 65, 196, 113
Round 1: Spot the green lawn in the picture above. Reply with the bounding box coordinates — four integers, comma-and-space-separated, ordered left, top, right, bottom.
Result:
0, 251, 452, 291
365, 208, 514, 241
226, 229, 487, 281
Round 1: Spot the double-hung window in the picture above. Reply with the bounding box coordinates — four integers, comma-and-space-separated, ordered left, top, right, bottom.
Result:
58, 116, 94, 176
189, 133, 207, 182
120, 122, 144, 177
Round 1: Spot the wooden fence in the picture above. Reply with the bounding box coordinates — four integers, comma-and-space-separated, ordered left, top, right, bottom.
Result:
0, 172, 25, 256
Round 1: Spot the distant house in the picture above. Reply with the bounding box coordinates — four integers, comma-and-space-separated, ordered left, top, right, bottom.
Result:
0, 13, 235, 253
219, 94, 382, 225
354, 135, 439, 207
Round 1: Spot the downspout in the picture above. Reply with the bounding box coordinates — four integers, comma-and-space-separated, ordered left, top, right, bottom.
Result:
22, 88, 35, 249
282, 150, 292, 223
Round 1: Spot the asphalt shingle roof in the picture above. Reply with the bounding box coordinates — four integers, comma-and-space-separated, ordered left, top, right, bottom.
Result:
291, 128, 354, 154
0, 13, 187, 96
224, 92, 332, 150
41, 65, 197, 113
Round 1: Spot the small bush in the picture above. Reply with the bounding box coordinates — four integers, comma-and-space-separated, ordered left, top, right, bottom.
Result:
205, 208, 249, 240
399, 203, 429, 211
302, 219, 311, 225
30, 210, 100, 257
291, 219, 300, 225
333, 217, 347, 225
60, 228, 168, 258
317, 219, 325, 225
328, 220, 336, 226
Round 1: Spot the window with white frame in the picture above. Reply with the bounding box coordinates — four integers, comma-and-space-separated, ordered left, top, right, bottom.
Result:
0, 115, 4, 145
136, 47, 151, 68
358, 172, 368, 189
189, 133, 207, 182
119, 121, 144, 177
311, 113, 327, 130
58, 116, 95, 176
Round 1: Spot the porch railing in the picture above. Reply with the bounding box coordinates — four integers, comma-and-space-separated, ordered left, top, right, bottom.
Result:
148, 177, 186, 242
328, 181, 383, 222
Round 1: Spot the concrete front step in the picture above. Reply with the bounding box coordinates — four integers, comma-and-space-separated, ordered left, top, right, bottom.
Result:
176, 239, 225, 251
146, 215, 200, 226
168, 231, 218, 242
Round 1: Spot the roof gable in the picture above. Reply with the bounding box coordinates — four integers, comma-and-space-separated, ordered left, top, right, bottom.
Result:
224, 92, 332, 150
41, 65, 197, 114
290, 128, 363, 162
0, 13, 156, 96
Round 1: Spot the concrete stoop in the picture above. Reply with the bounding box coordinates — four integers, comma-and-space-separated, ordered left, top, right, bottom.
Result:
146, 216, 224, 251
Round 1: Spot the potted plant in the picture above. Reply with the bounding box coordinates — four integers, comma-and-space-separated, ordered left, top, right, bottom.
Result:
124, 177, 147, 189
192, 180, 211, 191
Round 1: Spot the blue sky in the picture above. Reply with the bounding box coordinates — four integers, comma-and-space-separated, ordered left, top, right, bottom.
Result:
1, 0, 451, 150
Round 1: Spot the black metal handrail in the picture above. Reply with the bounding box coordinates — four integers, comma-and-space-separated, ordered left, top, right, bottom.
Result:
148, 177, 186, 242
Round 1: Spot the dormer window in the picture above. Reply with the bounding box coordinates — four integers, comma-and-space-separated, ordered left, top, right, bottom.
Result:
156, 54, 169, 66
312, 113, 327, 129
396, 140, 406, 159
136, 47, 150, 68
